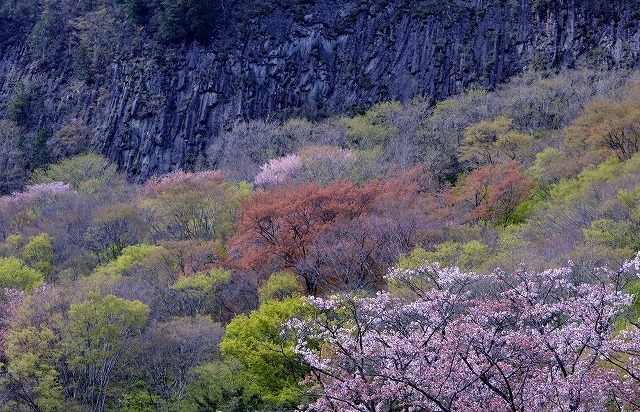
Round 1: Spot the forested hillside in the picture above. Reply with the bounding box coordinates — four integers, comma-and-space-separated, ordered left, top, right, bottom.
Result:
2, 0, 640, 411
1, 66, 640, 410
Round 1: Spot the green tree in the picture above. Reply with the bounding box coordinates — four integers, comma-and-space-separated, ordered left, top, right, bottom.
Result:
459, 117, 531, 167
0, 257, 43, 292
257, 271, 302, 304
219, 298, 309, 409
0, 120, 26, 194
128, 316, 223, 408
22, 233, 55, 279
29, 128, 50, 171
402, 241, 489, 271
30, 154, 118, 195
183, 360, 263, 412
566, 95, 640, 162
171, 268, 231, 316
157, 0, 187, 43
92, 244, 164, 278
2, 327, 66, 412
114, 0, 150, 25
140, 171, 252, 241
31, 154, 116, 194
27, 8, 65, 66
64, 294, 149, 412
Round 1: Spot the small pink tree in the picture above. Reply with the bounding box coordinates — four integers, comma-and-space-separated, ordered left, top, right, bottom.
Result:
254, 154, 303, 187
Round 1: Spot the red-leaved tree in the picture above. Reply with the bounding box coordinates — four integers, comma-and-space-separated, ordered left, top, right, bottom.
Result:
229, 168, 456, 294
456, 159, 534, 224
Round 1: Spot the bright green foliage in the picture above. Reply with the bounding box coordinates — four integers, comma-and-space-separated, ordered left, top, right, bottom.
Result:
347, 147, 389, 183
528, 147, 563, 185
220, 298, 309, 409
343, 100, 422, 168
0, 257, 43, 292
3, 327, 65, 412
258, 271, 302, 304
395, 247, 431, 270
581, 185, 640, 252
22, 233, 55, 278
30, 154, 118, 195
484, 225, 533, 270
119, 382, 160, 412
427, 241, 488, 270
92, 244, 164, 277
344, 101, 402, 150
392, 237, 494, 295
549, 155, 639, 203
171, 268, 231, 315
183, 360, 263, 412
65, 294, 149, 412
583, 219, 635, 250
396, 241, 488, 272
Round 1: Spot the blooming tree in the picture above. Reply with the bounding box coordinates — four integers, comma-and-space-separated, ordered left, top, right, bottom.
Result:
254, 154, 303, 187
288, 254, 640, 411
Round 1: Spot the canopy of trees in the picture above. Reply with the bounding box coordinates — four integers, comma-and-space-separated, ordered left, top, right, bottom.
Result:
0, 70, 640, 410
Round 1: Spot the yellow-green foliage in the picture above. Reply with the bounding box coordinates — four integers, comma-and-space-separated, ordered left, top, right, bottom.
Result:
258, 271, 302, 304
0, 256, 44, 292
171, 268, 231, 295
460, 117, 532, 166
4, 327, 66, 412
397, 241, 488, 271
550, 153, 640, 204
344, 101, 402, 149
528, 147, 563, 185
92, 244, 164, 277
22, 233, 55, 278
30, 154, 117, 195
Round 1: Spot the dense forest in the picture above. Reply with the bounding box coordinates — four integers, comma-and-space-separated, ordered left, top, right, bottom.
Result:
1, 0, 640, 411
0, 67, 640, 410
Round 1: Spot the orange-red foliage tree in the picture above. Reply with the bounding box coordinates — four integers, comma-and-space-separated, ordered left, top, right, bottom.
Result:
456, 159, 535, 224
229, 168, 457, 295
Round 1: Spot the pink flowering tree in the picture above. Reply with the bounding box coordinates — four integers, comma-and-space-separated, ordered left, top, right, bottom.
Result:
254, 154, 302, 187
254, 146, 358, 187
287, 255, 640, 411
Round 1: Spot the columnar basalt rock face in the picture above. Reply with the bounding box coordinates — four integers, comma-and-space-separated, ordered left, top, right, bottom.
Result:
0, 0, 639, 181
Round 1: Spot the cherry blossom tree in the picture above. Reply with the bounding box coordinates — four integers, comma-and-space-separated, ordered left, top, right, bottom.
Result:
254, 154, 302, 187
288, 254, 640, 411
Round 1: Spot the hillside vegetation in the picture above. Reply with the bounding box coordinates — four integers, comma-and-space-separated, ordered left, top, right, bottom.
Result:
1, 69, 640, 410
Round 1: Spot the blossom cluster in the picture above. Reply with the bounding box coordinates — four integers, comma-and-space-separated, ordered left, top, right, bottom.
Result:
289, 254, 640, 411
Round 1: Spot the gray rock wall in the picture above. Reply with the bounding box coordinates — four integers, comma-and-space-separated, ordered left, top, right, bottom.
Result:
1, 0, 639, 181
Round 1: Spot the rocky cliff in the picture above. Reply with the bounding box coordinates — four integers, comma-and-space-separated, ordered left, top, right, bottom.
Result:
0, 0, 639, 181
